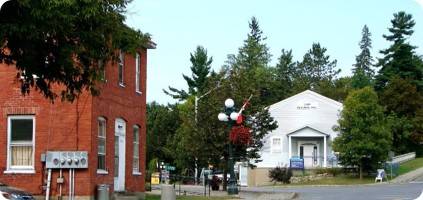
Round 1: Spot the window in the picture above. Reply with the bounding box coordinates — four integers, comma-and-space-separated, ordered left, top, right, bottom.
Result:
133, 125, 140, 174
98, 60, 106, 82
271, 137, 282, 153
135, 53, 141, 93
118, 51, 124, 86
7, 116, 35, 172
97, 117, 107, 173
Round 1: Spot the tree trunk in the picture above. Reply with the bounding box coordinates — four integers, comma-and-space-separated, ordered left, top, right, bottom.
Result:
359, 163, 363, 180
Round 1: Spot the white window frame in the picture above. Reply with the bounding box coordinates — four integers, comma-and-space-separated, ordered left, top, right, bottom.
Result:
5, 115, 35, 173
118, 51, 125, 86
271, 137, 282, 154
97, 117, 108, 174
135, 53, 141, 94
98, 60, 106, 82
132, 125, 141, 175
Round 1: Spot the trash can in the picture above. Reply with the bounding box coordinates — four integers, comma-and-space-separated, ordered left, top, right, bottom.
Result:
97, 184, 110, 200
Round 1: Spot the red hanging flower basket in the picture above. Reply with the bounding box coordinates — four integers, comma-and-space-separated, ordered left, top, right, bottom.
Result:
229, 125, 251, 145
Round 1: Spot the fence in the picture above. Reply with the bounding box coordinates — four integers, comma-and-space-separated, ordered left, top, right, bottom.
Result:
392, 152, 416, 164
148, 174, 217, 197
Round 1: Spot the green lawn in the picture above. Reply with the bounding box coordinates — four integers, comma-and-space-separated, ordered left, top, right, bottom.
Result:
398, 157, 423, 176
146, 194, 239, 200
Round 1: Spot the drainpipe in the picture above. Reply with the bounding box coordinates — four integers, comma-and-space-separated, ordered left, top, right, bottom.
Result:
45, 169, 52, 200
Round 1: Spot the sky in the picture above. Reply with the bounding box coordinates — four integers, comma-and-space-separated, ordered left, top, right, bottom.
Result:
125, 0, 423, 105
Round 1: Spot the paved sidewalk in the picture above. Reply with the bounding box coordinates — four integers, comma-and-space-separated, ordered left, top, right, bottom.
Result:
391, 167, 423, 183
148, 185, 298, 199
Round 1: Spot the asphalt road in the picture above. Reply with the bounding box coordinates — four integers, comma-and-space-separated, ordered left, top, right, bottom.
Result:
242, 182, 423, 200
152, 182, 423, 200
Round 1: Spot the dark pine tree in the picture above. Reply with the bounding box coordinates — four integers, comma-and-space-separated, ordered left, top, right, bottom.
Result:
274, 49, 297, 99
296, 43, 340, 91
375, 11, 423, 154
375, 11, 423, 91
164, 46, 213, 100
351, 25, 374, 89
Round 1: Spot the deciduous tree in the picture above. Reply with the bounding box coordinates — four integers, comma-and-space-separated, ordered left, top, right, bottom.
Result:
0, 0, 150, 101
333, 87, 391, 179
146, 102, 181, 166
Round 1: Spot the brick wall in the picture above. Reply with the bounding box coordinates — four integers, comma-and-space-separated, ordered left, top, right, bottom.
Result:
0, 64, 93, 195
91, 49, 147, 194
0, 47, 147, 197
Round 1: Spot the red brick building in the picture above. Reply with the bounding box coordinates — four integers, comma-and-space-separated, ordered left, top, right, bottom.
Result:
0, 45, 154, 199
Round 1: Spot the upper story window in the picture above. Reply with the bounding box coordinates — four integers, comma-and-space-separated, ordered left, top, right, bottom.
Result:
7, 115, 35, 173
97, 117, 107, 173
271, 137, 282, 154
135, 53, 141, 93
98, 60, 106, 82
118, 51, 125, 86
133, 125, 140, 174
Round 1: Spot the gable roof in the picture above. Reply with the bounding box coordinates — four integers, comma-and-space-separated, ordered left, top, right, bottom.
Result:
268, 90, 343, 111
286, 125, 330, 136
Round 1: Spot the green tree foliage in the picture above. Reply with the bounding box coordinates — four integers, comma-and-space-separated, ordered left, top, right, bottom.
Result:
273, 49, 297, 100
318, 77, 352, 102
375, 11, 423, 154
146, 102, 181, 166
219, 17, 278, 188
351, 25, 374, 89
375, 12, 423, 91
239, 108, 278, 164
168, 18, 278, 189
380, 77, 423, 154
295, 43, 340, 93
411, 109, 423, 155
0, 0, 150, 101
237, 17, 271, 70
226, 17, 275, 105
164, 46, 213, 100
333, 87, 391, 179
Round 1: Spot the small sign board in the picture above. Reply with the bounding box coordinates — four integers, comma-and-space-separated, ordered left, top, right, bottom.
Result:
161, 170, 170, 179
290, 157, 304, 169
165, 165, 176, 171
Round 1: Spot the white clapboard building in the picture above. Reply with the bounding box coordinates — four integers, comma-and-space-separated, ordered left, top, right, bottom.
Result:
239, 90, 343, 186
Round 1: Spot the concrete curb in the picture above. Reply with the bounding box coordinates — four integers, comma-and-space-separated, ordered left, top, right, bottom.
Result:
240, 191, 298, 200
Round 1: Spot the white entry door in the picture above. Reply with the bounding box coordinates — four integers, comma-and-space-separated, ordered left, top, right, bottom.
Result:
239, 165, 248, 186
114, 119, 126, 191
299, 143, 318, 168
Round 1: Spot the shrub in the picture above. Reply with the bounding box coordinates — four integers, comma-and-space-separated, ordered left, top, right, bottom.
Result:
269, 166, 293, 184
